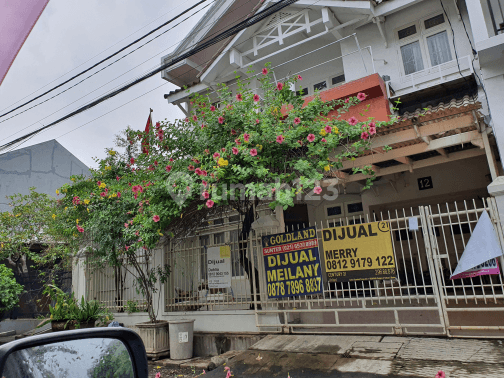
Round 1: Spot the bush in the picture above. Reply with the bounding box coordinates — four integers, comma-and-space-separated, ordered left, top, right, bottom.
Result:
0, 264, 24, 316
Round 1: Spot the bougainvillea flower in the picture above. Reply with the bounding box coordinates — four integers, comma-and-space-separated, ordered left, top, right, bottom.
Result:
324, 125, 332, 133
262, 68, 268, 75
321, 138, 327, 143
369, 121, 376, 128
236, 93, 243, 101
218, 116, 225, 124
243, 133, 251, 142
154, 161, 158, 166
213, 152, 220, 159
226, 104, 233, 109
184, 117, 189, 122
201, 124, 206, 129
100, 192, 106, 197
188, 165, 195, 171
232, 147, 239, 155
235, 139, 241, 146
202, 180, 207, 187
361, 131, 369, 140
348, 116, 359, 126
313, 186, 322, 195
192, 115, 198, 121
130, 158, 135, 165
357, 92, 367, 101
117, 192, 121, 198
125, 246, 130, 251
307, 134, 315, 142
250, 149, 258, 156
435, 371, 445, 378
297, 75, 302, 80
253, 94, 260, 102
166, 165, 172, 172
221, 148, 226, 152
195, 168, 203, 176
369, 126, 377, 135
77, 226, 84, 233
297, 140, 303, 146
203, 191, 210, 199
276, 135, 285, 144
124, 223, 129, 228
210, 105, 216, 111
256, 119, 260, 124
276, 82, 284, 91
231, 129, 237, 135
293, 117, 301, 125
169, 158, 174, 162
202, 170, 208, 176
206, 199, 215, 208
344, 98, 349, 104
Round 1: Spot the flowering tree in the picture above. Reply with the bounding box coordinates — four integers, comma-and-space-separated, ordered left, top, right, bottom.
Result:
58, 65, 395, 321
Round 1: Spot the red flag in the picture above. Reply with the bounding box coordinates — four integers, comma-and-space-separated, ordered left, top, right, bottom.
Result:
142, 110, 153, 154
0, 0, 50, 86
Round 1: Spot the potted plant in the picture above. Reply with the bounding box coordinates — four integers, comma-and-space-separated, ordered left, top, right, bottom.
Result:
38, 284, 113, 331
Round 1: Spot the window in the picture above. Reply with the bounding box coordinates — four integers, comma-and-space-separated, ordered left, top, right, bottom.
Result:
426, 31, 452, 66
327, 206, 342, 217
347, 202, 363, 214
401, 41, 424, 75
296, 87, 308, 97
424, 14, 445, 29
313, 81, 327, 91
331, 74, 345, 86
398, 25, 417, 40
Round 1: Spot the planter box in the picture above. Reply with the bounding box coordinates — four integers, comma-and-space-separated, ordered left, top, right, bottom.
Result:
136, 320, 169, 360
51, 320, 95, 332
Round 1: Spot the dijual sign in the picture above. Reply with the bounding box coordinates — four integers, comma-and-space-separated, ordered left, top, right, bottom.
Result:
262, 227, 323, 299
322, 221, 396, 282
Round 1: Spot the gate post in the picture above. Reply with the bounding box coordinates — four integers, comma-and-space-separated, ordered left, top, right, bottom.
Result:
487, 178, 504, 269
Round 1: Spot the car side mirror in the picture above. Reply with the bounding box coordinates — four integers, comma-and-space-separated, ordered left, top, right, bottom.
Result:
0, 328, 148, 378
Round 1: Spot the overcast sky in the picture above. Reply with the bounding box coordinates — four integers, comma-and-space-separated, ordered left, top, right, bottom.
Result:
0, 0, 208, 168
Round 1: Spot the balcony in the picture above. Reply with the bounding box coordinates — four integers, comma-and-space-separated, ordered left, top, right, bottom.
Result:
386, 55, 474, 100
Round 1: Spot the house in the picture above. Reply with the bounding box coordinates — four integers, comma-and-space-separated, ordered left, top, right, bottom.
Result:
84, 0, 504, 347
0, 139, 89, 320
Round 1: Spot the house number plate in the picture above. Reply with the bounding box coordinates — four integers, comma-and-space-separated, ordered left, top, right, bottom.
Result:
417, 176, 433, 191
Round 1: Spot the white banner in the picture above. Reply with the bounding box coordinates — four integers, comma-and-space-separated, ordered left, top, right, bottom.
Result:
450, 210, 503, 279
207, 246, 232, 289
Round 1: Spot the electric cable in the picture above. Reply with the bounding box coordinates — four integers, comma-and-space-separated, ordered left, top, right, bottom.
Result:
0, 0, 214, 120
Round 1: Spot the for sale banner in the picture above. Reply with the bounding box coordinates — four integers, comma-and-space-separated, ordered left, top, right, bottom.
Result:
262, 227, 323, 299
451, 258, 500, 280
322, 221, 396, 282
207, 246, 231, 289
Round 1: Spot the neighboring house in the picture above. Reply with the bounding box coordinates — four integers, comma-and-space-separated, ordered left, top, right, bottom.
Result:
0, 139, 89, 320
84, 0, 504, 341
0, 139, 89, 212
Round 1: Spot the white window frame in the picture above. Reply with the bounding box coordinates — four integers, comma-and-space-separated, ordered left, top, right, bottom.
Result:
395, 12, 456, 77
324, 200, 364, 225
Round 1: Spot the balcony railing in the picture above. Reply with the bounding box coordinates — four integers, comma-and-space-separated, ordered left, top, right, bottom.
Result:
386, 55, 474, 99
487, 0, 504, 36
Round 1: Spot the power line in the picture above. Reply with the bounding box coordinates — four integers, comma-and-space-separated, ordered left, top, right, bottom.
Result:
0, 0, 213, 113
0, 0, 300, 152
0, 0, 259, 144
0, 0, 213, 120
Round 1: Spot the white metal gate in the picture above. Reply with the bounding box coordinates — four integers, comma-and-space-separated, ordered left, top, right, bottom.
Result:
251, 198, 504, 337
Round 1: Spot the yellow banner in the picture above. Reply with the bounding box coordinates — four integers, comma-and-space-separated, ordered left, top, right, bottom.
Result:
321, 221, 396, 282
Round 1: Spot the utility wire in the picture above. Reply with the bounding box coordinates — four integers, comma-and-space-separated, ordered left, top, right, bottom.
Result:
0, 0, 300, 152
0, 0, 259, 144
0, 0, 213, 120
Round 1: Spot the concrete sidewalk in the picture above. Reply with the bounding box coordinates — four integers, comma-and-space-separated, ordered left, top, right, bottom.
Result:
206, 334, 504, 377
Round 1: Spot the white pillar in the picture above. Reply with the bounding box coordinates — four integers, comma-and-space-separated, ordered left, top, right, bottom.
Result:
464, 0, 492, 43
72, 256, 87, 301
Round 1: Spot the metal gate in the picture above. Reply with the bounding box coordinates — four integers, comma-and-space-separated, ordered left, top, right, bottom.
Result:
250, 198, 504, 337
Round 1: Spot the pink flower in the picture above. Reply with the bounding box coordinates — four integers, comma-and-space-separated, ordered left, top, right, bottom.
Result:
210, 105, 216, 111
369, 121, 376, 128
77, 226, 84, 233
435, 371, 445, 378
243, 133, 250, 142
324, 125, 332, 133
226, 104, 233, 109
297, 140, 303, 146
224, 367, 230, 371
117, 192, 121, 198
201, 124, 206, 129
202, 180, 207, 187
369, 126, 376, 135
206, 199, 215, 208
116, 176, 121, 181
156, 372, 161, 378
344, 98, 349, 104
221, 148, 226, 152
297, 75, 302, 80
166, 165, 172, 172
321, 138, 327, 142
256, 119, 260, 124
236, 93, 243, 101
195, 168, 203, 175
186, 186, 191, 192
192, 115, 198, 121
125, 246, 130, 251
276, 135, 285, 144
213, 152, 220, 159
313, 186, 322, 195
202, 170, 207, 176
169, 158, 174, 162
232, 147, 239, 155
293, 117, 301, 125
348, 116, 359, 126
130, 158, 135, 165
188, 165, 195, 171
253, 94, 260, 102
235, 139, 241, 146
203, 191, 210, 199
154, 160, 158, 166
124, 223, 129, 228
250, 149, 258, 156
357, 92, 367, 101
262, 68, 268, 75
307, 134, 315, 142
361, 131, 369, 140
276, 82, 284, 91
231, 129, 237, 135
218, 116, 225, 124
100, 192, 106, 197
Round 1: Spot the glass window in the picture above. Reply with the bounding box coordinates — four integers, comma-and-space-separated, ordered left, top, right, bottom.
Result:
296, 87, 308, 96
313, 81, 327, 91
214, 232, 225, 244
398, 25, 417, 39
427, 31, 452, 66
327, 206, 342, 217
332, 74, 345, 85
424, 14, 445, 29
347, 202, 363, 214
400, 41, 424, 74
